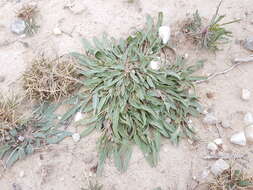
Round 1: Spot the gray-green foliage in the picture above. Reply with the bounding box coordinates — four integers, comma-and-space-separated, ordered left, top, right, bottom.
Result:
0, 102, 72, 168
61, 12, 203, 174
183, 1, 240, 51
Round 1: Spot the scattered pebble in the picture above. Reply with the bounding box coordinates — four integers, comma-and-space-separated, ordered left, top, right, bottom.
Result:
199, 169, 210, 180
53, 27, 62, 35
245, 124, 253, 143
74, 112, 83, 122
241, 89, 251, 101
19, 171, 24, 178
214, 138, 223, 146
211, 159, 229, 176
202, 113, 218, 125
66, 1, 87, 15
84, 155, 94, 164
159, 26, 171, 44
149, 60, 160, 70
18, 136, 25, 142
243, 112, 253, 125
207, 142, 218, 151
72, 133, 80, 142
230, 132, 246, 146
11, 19, 26, 35
0, 75, 5, 83
206, 92, 214, 99
243, 37, 253, 51
221, 120, 231, 128
165, 117, 171, 124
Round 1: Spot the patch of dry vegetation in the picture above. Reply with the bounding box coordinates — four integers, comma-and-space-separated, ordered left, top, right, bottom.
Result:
23, 55, 79, 102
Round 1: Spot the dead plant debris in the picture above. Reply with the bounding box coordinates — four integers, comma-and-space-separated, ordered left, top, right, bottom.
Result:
208, 167, 253, 190
23, 55, 79, 102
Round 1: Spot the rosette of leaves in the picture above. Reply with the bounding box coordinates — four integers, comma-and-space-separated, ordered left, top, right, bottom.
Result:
182, 1, 240, 51
0, 102, 72, 168
63, 12, 203, 174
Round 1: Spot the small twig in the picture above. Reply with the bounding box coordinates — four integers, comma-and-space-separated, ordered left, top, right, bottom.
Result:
203, 153, 247, 160
195, 56, 253, 84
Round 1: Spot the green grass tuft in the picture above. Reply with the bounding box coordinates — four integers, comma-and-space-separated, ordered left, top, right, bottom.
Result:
182, 1, 240, 51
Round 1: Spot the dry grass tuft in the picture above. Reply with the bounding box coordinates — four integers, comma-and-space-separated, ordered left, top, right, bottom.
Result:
16, 3, 39, 35
0, 94, 21, 143
208, 167, 253, 190
23, 55, 79, 102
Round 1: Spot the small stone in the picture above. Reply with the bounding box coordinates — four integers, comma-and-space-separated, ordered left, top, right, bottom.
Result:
206, 92, 214, 99
18, 136, 25, 142
19, 171, 24, 178
0, 76, 5, 83
207, 142, 218, 151
243, 37, 253, 51
203, 113, 218, 125
200, 169, 210, 180
211, 159, 229, 176
84, 155, 94, 164
68, 2, 87, 15
159, 26, 171, 44
149, 60, 160, 70
244, 112, 253, 125
245, 125, 253, 143
72, 133, 80, 142
11, 19, 26, 35
165, 118, 171, 124
221, 120, 231, 128
230, 132, 246, 146
74, 112, 83, 122
241, 89, 251, 101
53, 27, 62, 35
214, 138, 223, 146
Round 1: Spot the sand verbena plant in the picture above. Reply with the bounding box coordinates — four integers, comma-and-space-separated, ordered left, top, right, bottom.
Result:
61, 12, 203, 173
23, 55, 79, 102
182, 1, 240, 51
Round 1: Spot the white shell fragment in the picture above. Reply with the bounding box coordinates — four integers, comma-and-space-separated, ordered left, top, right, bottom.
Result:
230, 132, 246, 146
211, 159, 229, 176
74, 112, 83, 122
244, 112, 253, 125
159, 26, 171, 44
241, 89, 251, 101
72, 133, 81, 142
245, 125, 253, 143
149, 60, 160, 70
53, 27, 62, 35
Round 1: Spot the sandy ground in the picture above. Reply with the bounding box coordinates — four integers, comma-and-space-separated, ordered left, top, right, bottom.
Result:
0, 0, 253, 189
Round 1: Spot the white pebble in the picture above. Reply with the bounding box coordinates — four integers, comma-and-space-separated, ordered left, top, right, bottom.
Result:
149, 60, 160, 70
241, 89, 251, 101
211, 159, 229, 176
53, 27, 62, 35
221, 120, 231, 128
245, 125, 253, 143
203, 113, 218, 125
159, 26, 171, 44
230, 132, 246, 146
19, 171, 25, 178
72, 133, 81, 142
207, 142, 218, 151
165, 117, 171, 124
18, 136, 25, 142
74, 112, 83, 122
244, 112, 253, 125
214, 138, 223, 146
